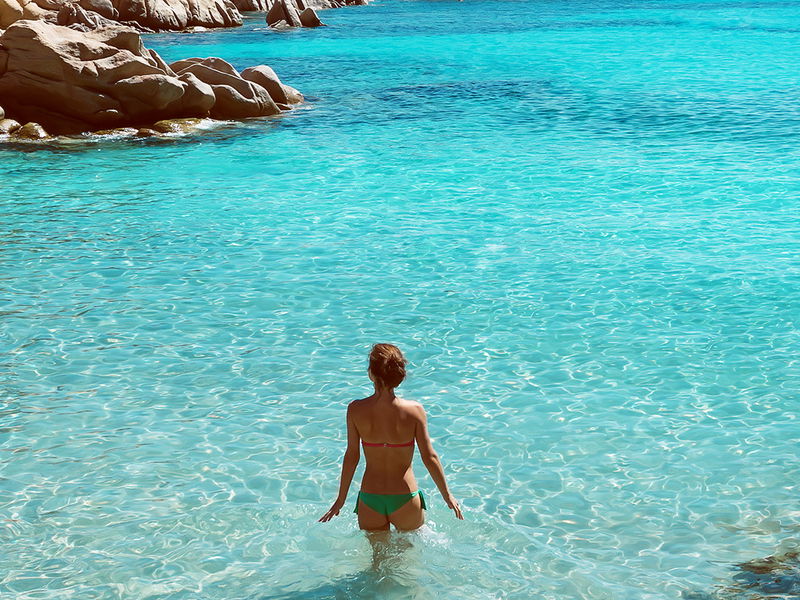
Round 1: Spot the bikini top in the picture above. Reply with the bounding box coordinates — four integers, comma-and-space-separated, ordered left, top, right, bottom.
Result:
362, 440, 414, 448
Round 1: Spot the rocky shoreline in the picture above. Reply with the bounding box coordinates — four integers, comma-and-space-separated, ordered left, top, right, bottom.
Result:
0, 0, 365, 31
0, 0, 367, 141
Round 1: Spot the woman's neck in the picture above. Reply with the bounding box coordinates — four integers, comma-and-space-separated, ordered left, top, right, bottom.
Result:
373, 384, 396, 402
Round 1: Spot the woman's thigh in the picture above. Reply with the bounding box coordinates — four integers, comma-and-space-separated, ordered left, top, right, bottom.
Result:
357, 498, 390, 531
389, 494, 424, 531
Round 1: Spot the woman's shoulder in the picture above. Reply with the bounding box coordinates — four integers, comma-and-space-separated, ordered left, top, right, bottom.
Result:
396, 397, 422, 407
347, 397, 369, 411
346, 396, 381, 412
347, 396, 424, 417
396, 398, 425, 416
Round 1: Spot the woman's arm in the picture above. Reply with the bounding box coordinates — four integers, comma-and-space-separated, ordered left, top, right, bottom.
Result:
319, 402, 360, 522
414, 404, 464, 520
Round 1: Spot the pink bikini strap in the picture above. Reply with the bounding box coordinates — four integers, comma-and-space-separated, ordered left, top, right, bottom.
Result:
362, 440, 414, 448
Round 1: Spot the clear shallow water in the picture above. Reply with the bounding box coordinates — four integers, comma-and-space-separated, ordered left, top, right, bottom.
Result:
2, 0, 800, 598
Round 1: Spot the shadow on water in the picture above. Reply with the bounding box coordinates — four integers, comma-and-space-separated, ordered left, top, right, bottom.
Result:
361, 77, 800, 145
685, 547, 800, 600
262, 532, 427, 600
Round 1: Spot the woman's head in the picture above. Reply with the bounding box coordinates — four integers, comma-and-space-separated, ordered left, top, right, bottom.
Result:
368, 344, 407, 389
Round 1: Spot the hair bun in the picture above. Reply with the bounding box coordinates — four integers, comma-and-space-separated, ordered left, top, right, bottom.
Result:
369, 344, 407, 388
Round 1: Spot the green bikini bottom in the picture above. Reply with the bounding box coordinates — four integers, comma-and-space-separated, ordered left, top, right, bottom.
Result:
354, 490, 427, 515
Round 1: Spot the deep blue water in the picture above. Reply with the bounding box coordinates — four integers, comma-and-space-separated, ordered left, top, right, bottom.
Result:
2, 0, 800, 598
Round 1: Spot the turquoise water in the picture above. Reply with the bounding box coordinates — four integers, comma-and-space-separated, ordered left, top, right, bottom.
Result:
3, 0, 800, 597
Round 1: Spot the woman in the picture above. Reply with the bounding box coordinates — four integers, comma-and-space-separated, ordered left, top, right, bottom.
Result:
319, 344, 463, 531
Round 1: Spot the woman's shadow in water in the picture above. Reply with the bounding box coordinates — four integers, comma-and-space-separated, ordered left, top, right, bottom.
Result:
261, 531, 425, 600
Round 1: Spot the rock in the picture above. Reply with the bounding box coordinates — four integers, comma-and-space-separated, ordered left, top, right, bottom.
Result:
112, 0, 242, 31
151, 117, 205, 133
0, 117, 21, 133
265, 0, 286, 25
170, 56, 280, 118
232, 0, 268, 10
266, 0, 300, 27
171, 56, 238, 78
78, 0, 118, 19
1, 0, 242, 31
176, 72, 216, 115
27, 0, 63, 10
147, 47, 173, 74
136, 127, 158, 136
267, 0, 338, 27
13, 121, 49, 138
92, 126, 138, 136
120, 20, 154, 32
738, 552, 798, 575
21, 0, 51, 21
0, 105, 4, 119
298, 7, 322, 26
281, 0, 302, 26
283, 84, 304, 104
709, 551, 800, 600
240, 65, 289, 107
304, 0, 341, 8
212, 83, 275, 119
0, 21, 291, 133
57, 4, 118, 30
0, 0, 25, 28
114, 74, 187, 112
0, 22, 158, 132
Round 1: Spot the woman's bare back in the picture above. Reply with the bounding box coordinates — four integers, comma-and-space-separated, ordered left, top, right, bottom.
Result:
350, 396, 422, 494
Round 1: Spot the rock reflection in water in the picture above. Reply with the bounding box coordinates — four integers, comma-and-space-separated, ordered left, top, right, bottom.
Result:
688, 549, 800, 600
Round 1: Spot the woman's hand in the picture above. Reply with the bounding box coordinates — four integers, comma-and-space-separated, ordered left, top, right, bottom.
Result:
318, 499, 345, 523
445, 494, 464, 520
